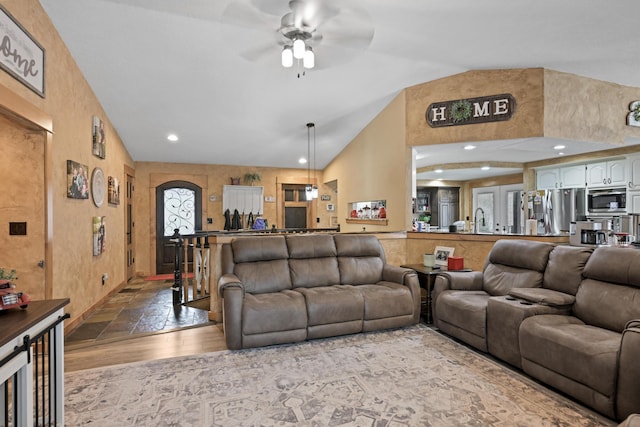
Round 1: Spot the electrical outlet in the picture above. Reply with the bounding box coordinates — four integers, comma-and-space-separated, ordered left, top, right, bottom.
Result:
102, 273, 108, 286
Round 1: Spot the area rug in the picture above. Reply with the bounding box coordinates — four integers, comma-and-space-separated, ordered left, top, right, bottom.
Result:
64, 325, 614, 426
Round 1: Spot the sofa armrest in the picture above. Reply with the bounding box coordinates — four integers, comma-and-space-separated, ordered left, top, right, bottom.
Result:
382, 264, 421, 324
507, 288, 576, 307
438, 271, 484, 291
382, 264, 413, 284
218, 273, 243, 297
221, 286, 244, 350
616, 320, 640, 420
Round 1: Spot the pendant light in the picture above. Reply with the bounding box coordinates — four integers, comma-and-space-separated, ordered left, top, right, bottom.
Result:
305, 122, 317, 201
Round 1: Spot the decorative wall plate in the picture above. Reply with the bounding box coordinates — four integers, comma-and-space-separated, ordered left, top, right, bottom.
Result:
91, 167, 105, 207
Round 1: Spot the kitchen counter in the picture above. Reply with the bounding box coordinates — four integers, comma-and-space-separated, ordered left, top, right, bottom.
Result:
406, 231, 569, 271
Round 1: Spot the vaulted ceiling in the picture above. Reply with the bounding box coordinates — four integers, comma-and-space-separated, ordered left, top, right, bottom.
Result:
39, 0, 640, 180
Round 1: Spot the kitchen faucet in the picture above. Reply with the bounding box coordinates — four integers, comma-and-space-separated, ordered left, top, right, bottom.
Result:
474, 207, 486, 234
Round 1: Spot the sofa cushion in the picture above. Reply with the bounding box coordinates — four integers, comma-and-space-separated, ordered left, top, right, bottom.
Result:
242, 290, 307, 335
295, 286, 364, 326
356, 282, 414, 320
338, 257, 384, 285
487, 239, 554, 272
234, 259, 292, 294
289, 258, 340, 288
231, 235, 289, 263
334, 234, 384, 258
520, 314, 620, 397
574, 279, 640, 333
543, 245, 592, 295
286, 234, 337, 258
583, 246, 640, 288
483, 264, 543, 296
435, 290, 490, 338
508, 288, 576, 307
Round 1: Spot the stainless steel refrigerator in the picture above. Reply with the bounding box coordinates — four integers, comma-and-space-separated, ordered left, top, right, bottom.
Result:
529, 188, 586, 235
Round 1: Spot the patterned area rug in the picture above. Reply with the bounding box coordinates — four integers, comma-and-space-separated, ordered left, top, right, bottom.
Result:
64, 325, 615, 426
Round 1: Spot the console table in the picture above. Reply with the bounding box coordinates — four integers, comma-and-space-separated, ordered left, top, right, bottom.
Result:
0, 299, 70, 427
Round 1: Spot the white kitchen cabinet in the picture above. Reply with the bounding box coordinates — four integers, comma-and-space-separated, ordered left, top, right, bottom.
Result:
628, 191, 640, 214
627, 155, 640, 190
536, 164, 585, 189
586, 159, 627, 188
536, 168, 560, 189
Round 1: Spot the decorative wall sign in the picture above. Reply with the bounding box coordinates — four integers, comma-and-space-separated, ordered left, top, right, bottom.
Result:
321, 194, 331, 201
66, 160, 89, 199
0, 4, 45, 97
628, 101, 640, 128
108, 176, 120, 205
91, 167, 105, 207
426, 94, 516, 128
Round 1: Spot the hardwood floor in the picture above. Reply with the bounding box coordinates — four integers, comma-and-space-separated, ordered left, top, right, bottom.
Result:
65, 323, 228, 372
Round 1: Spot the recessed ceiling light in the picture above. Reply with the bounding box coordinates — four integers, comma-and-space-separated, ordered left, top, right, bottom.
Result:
299, 157, 307, 164
481, 166, 491, 171
167, 134, 179, 142
553, 145, 566, 150
558, 152, 565, 156
435, 169, 443, 173
464, 145, 476, 150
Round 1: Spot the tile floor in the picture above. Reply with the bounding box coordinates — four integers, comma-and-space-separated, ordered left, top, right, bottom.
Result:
65, 277, 214, 346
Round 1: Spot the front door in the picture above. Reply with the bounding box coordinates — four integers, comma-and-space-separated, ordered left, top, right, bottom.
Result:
0, 115, 46, 299
155, 181, 202, 274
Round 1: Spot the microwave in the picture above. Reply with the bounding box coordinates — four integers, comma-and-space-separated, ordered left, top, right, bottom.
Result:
587, 187, 627, 214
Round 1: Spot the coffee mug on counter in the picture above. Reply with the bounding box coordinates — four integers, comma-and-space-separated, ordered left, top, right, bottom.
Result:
423, 253, 435, 267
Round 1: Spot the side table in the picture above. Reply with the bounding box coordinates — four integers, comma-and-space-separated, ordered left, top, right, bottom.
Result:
401, 264, 442, 324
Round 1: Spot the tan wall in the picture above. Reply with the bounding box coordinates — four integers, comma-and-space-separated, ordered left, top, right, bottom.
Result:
544, 69, 640, 144
0, 0, 134, 324
134, 162, 333, 276
406, 68, 545, 147
0, 115, 45, 299
323, 92, 411, 232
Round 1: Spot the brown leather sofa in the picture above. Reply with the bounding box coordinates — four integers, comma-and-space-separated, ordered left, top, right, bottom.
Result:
433, 239, 640, 421
218, 233, 420, 350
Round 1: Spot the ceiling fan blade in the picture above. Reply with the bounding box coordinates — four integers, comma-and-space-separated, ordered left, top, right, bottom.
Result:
237, 41, 279, 63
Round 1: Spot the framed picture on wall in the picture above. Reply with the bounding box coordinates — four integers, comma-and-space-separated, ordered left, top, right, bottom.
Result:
434, 246, 455, 267
93, 216, 106, 256
92, 116, 105, 159
66, 160, 89, 199
108, 176, 120, 205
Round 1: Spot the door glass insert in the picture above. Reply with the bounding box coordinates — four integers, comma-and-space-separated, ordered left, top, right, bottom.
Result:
164, 187, 195, 236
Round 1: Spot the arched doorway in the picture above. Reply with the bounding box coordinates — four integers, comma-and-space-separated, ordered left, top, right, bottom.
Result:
155, 180, 202, 274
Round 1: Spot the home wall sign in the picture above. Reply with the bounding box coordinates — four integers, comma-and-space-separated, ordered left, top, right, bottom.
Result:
426, 94, 516, 128
0, 4, 45, 97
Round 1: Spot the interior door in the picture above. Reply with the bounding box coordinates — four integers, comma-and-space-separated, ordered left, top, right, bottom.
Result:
155, 181, 202, 274
125, 169, 135, 279
0, 115, 46, 299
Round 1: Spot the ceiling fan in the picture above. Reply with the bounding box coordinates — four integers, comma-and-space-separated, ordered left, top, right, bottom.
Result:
221, 0, 375, 71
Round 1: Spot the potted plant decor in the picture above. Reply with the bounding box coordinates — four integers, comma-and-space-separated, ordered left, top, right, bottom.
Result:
244, 172, 261, 186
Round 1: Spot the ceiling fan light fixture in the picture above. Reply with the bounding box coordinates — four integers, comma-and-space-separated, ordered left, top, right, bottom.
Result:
293, 37, 305, 59
303, 46, 314, 69
281, 46, 293, 68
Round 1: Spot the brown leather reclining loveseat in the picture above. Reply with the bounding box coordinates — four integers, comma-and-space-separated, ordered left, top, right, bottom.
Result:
218, 233, 420, 350
433, 239, 640, 421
